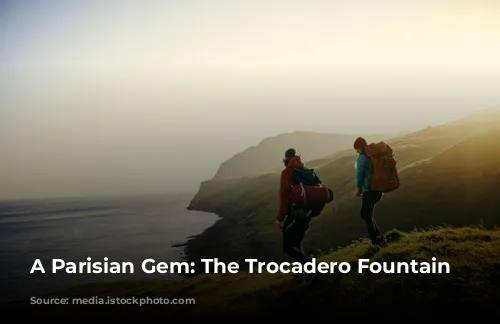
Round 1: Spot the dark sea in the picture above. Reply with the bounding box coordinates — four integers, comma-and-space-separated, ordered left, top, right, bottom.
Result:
0, 193, 219, 303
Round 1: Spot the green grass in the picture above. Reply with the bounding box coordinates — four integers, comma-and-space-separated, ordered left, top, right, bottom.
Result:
5, 226, 500, 320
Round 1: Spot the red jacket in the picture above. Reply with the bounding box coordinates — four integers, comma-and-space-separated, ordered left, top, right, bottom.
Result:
277, 157, 304, 221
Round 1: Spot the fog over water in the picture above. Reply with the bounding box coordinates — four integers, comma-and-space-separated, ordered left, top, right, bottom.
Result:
1, 0, 499, 200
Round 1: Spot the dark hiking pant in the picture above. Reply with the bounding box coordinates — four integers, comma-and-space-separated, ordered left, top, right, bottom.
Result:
360, 191, 385, 245
282, 208, 313, 264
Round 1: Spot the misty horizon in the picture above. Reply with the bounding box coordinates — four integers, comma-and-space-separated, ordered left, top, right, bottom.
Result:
1, 0, 500, 200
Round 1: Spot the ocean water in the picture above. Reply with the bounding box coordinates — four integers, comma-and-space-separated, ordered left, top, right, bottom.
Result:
0, 193, 219, 303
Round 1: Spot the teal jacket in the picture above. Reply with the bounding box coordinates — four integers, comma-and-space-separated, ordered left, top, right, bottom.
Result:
356, 153, 372, 192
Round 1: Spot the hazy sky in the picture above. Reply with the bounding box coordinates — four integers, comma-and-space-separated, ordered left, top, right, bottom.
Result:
1, 0, 499, 200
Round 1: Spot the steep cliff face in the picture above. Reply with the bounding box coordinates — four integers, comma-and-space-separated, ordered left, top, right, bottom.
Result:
212, 131, 401, 179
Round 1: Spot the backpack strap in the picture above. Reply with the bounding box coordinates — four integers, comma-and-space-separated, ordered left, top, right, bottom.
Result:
300, 183, 306, 205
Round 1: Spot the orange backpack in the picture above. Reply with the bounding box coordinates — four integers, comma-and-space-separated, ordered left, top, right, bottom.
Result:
366, 142, 400, 193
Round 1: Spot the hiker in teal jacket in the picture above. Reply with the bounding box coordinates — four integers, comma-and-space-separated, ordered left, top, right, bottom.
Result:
354, 137, 388, 248
356, 150, 373, 193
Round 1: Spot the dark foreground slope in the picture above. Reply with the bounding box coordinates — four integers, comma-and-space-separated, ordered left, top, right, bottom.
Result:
185, 108, 500, 267
4, 227, 500, 321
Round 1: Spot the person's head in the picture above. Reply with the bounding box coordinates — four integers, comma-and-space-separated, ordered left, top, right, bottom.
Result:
283, 148, 298, 166
353, 137, 367, 153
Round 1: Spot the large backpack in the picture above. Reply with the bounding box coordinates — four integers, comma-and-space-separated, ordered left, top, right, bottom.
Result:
289, 167, 334, 212
366, 141, 400, 193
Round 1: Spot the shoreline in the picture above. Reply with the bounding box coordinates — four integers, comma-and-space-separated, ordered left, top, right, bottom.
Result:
0, 195, 219, 304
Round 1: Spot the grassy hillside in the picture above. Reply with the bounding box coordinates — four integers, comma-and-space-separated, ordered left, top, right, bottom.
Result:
186, 107, 500, 267
213, 131, 401, 179
5, 226, 500, 320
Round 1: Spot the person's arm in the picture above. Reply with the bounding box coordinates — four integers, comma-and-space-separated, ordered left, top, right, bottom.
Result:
356, 155, 366, 192
277, 168, 292, 222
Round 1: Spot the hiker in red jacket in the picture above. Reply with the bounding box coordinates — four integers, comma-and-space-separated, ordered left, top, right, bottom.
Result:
276, 148, 322, 285
276, 148, 304, 227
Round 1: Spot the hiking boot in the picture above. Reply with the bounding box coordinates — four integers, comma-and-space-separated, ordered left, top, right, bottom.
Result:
370, 244, 381, 253
378, 239, 388, 248
375, 236, 388, 248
